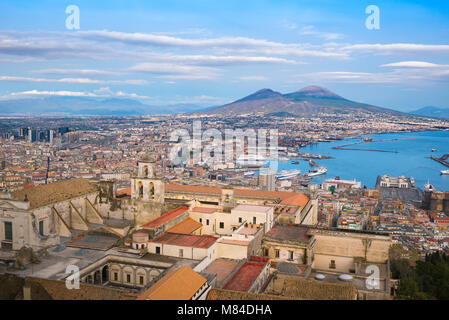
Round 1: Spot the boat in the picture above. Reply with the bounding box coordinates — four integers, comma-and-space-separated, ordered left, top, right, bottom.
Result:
306, 167, 327, 177
441, 170, 449, 175
291, 160, 299, 164
432, 149, 438, 152
243, 171, 255, 177
276, 169, 301, 180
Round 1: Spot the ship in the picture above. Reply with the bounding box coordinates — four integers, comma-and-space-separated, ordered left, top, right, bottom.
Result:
243, 171, 255, 177
441, 170, 449, 175
276, 169, 301, 180
305, 167, 328, 177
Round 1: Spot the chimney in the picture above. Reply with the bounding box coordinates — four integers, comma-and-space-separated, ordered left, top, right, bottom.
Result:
23, 285, 31, 300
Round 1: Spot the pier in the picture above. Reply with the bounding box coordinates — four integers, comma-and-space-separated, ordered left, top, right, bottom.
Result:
430, 154, 449, 168
332, 138, 415, 153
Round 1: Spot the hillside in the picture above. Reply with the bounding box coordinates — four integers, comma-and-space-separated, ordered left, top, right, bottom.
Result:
410, 106, 449, 119
201, 86, 403, 116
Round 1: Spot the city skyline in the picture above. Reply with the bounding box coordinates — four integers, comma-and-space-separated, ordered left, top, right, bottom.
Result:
0, 0, 449, 111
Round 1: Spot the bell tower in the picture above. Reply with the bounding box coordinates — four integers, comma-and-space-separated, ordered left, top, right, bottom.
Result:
131, 157, 165, 225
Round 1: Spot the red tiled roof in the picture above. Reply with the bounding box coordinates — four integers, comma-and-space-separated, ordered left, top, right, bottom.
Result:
192, 207, 217, 213
223, 261, 265, 292
141, 207, 189, 229
151, 232, 217, 249
167, 218, 202, 234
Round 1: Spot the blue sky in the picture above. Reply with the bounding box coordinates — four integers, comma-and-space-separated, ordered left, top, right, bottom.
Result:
1, 0, 449, 111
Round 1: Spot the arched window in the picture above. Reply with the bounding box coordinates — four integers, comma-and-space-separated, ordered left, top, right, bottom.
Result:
138, 182, 143, 198
144, 166, 148, 177
149, 182, 155, 199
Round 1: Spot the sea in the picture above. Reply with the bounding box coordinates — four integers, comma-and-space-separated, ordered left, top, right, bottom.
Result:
274, 130, 449, 191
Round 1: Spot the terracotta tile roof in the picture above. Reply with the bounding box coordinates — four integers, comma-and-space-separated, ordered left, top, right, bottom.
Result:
192, 207, 217, 213
203, 259, 241, 286
167, 217, 202, 234
165, 183, 221, 195
116, 187, 131, 197
207, 288, 298, 300
141, 206, 189, 229
12, 178, 98, 209
137, 266, 206, 300
22, 277, 137, 300
281, 277, 357, 300
151, 232, 218, 249
165, 183, 309, 208
223, 261, 266, 292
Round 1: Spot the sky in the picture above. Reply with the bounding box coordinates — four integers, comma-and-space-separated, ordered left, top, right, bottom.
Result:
0, 0, 449, 111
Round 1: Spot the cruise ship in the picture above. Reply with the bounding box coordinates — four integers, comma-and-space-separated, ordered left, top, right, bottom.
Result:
276, 169, 301, 180
306, 167, 327, 177
441, 170, 449, 175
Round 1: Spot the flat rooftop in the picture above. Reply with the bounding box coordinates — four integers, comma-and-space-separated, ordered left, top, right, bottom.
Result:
222, 261, 265, 292
264, 224, 311, 242
232, 204, 272, 213
151, 232, 218, 249
202, 258, 241, 287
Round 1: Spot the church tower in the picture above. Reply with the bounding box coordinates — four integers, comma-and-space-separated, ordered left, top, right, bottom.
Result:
131, 157, 165, 225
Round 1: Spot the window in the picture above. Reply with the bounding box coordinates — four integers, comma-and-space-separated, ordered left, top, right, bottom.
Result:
155, 246, 161, 254
39, 220, 44, 236
329, 260, 336, 269
253, 217, 257, 224
200, 218, 202, 223
275, 249, 280, 258
264, 248, 269, 256
238, 217, 242, 223
139, 276, 144, 285
206, 219, 209, 226
126, 274, 131, 283
219, 222, 224, 229
4, 221, 12, 241
113, 272, 118, 281
179, 249, 183, 257
288, 251, 294, 261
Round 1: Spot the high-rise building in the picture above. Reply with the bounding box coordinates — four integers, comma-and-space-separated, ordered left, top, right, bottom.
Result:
258, 168, 275, 191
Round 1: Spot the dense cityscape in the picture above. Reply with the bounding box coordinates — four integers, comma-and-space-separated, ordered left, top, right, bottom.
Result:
1, 0, 449, 311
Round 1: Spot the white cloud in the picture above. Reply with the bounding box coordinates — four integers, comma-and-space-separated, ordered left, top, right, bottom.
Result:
31, 68, 121, 76
0, 76, 148, 85
129, 62, 220, 80
238, 76, 268, 81
380, 61, 449, 68
343, 43, 449, 55
2, 87, 148, 99
299, 25, 343, 41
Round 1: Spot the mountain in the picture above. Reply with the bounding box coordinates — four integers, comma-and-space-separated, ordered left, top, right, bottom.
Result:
201, 85, 403, 116
410, 106, 449, 119
0, 97, 205, 115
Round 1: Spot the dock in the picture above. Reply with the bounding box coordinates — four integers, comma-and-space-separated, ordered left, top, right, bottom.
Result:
430, 154, 449, 168
332, 137, 414, 153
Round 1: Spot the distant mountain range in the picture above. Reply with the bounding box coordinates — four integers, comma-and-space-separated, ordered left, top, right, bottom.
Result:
0, 86, 442, 118
0, 96, 205, 115
200, 86, 403, 116
409, 106, 449, 119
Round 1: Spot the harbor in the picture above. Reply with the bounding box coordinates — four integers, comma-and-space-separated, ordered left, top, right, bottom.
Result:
276, 130, 449, 190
